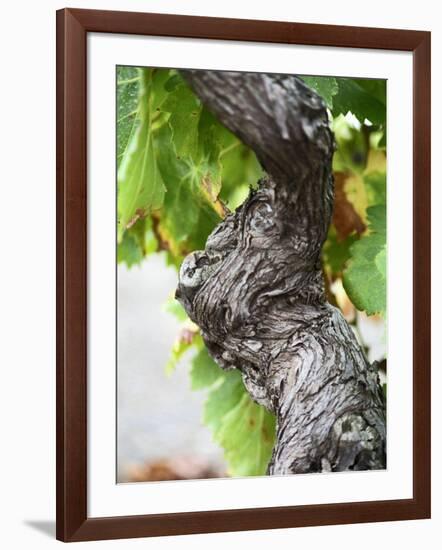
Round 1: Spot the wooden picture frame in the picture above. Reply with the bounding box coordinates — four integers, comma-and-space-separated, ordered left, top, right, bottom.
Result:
56, 7, 431, 542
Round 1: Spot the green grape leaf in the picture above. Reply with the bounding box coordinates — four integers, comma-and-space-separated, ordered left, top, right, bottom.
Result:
165, 329, 200, 375
117, 121, 165, 236
150, 69, 172, 112
119, 217, 158, 264
163, 296, 188, 322
332, 114, 370, 174
354, 78, 386, 106
189, 346, 223, 390
366, 202, 386, 234
161, 80, 203, 158
117, 69, 168, 239
165, 338, 192, 376
364, 172, 386, 206
203, 369, 276, 477
117, 67, 140, 168
164, 72, 182, 92
323, 228, 358, 276
375, 247, 387, 279
164, 330, 276, 476
343, 204, 386, 316
154, 124, 224, 260
117, 231, 143, 267
219, 138, 263, 210
117, 67, 264, 261
300, 76, 338, 109
378, 131, 386, 148
333, 78, 386, 126
214, 389, 276, 477
203, 370, 244, 433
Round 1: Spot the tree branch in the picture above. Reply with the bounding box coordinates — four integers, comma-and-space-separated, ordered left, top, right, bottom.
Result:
176, 70, 386, 475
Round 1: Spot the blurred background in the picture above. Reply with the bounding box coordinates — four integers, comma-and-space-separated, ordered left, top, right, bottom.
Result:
117, 254, 227, 482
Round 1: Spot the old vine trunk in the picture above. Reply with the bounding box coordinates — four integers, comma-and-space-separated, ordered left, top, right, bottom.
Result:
176, 70, 386, 475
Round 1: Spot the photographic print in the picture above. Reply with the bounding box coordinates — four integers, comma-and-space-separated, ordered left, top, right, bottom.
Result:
116, 67, 387, 483
57, 9, 430, 540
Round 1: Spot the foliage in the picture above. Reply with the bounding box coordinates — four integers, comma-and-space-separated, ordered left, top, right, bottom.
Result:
343, 204, 387, 316
300, 76, 338, 109
164, 296, 276, 476
117, 69, 168, 238
117, 67, 387, 476
117, 67, 262, 265
204, 371, 276, 477
168, 330, 276, 476
192, 347, 275, 476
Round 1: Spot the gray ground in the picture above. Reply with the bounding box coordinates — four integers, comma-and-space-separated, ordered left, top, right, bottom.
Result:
117, 254, 225, 482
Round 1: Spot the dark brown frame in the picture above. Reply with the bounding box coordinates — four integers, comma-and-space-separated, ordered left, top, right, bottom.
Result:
56, 7, 431, 542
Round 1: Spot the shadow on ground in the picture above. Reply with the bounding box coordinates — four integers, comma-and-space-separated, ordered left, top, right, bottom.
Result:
24, 520, 56, 538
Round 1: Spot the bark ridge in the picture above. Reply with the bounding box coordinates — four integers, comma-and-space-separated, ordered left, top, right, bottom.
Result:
176, 70, 386, 475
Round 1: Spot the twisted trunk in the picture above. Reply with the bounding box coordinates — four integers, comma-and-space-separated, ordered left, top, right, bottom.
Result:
176, 70, 386, 475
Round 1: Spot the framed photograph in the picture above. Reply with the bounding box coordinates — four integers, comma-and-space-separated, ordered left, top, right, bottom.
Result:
56, 8, 431, 542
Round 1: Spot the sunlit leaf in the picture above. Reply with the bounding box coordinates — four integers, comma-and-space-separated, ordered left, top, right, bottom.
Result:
364, 171, 387, 206
155, 124, 224, 260
190, 346, 223, 390
163, 296, 188, 322
117, 66, 140, 167
165, 328, 200, 375
212, 381, 276, 476
333, 78, 386, 126
161, 78, 203, 158
300, 75, 338, 108
323, 228, 358, 277
117, 69, 167, 239
343, 204, 386, 316
117, 231, 143, 267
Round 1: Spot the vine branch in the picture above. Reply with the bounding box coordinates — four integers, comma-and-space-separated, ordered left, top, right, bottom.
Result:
176, 70, 386, 475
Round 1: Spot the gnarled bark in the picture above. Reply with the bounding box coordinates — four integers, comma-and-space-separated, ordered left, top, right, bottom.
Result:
176, 70, 386, 475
